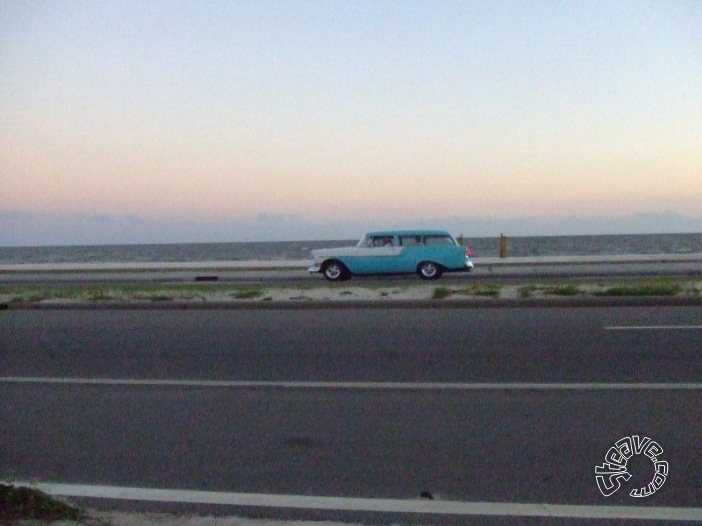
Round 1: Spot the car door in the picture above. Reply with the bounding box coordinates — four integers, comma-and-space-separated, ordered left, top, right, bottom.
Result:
351, 235, 402, 274
396, 234, 424, 272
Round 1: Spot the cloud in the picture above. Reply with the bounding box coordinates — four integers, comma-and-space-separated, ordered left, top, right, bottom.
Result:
0, 211, 149, 246
1, 210, 700, 246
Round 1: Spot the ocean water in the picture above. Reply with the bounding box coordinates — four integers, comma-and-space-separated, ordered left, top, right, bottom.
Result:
1, 233, 701, 264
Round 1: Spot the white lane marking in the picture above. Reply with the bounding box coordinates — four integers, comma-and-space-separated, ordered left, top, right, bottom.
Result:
9, 482, 702, 521
605, 326, 702, 330
2, 377, 702, 389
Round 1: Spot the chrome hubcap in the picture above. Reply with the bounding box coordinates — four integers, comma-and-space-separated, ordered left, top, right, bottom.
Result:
421, 263, 437, 277
325, 265, 341, 279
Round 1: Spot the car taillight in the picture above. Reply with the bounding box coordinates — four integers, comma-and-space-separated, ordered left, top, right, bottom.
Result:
465, 247, 473, 257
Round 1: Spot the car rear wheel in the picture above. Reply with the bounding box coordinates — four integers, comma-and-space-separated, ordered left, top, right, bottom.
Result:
322, 260, 350, 282
417, 261, 443, 280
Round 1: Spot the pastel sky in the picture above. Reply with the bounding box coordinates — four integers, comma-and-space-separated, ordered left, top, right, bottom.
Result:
2, 0, 701, 245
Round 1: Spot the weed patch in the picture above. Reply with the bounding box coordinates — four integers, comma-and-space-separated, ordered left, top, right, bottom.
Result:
432, 286, 453, 300
593, 282, 682, 297
231, 288, 263, 300
683, 281, 702, 297
543, 284, 581, 296
148, 294, 173, 302
86, 288, 116, 301
519, 286, 535, 298
0, 483, 84, 522
476, 287, 501, 298
459, 284, 502, 298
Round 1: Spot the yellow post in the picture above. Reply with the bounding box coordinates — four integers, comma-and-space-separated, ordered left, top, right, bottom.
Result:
499, 234, 507, 258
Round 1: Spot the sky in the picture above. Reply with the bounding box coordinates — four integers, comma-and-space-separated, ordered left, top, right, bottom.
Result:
1, 0, 701, 245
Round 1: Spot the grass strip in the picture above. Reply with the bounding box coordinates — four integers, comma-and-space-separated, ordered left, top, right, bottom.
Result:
0, 278, 699, 304
592, 281, 683, 297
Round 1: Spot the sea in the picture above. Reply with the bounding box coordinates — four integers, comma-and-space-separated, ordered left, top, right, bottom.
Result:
1, 233, 701, 265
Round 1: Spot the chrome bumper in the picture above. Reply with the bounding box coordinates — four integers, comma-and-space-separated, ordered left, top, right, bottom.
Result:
308, 264, 321, 274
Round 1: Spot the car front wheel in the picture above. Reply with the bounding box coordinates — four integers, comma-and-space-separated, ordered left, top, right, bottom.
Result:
322, 260, 350, 282
417, 261, 443, 280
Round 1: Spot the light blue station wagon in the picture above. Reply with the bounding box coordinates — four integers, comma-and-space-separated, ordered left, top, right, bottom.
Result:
308, 230, 474, 281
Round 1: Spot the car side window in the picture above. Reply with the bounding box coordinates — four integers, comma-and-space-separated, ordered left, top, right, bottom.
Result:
424, 235, 455, 246
371, 236, 393, 247
400, 236, 422, 247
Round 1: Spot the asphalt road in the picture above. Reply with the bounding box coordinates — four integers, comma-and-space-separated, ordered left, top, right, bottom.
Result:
2, 306, 702, 522
1, 307, 701, 382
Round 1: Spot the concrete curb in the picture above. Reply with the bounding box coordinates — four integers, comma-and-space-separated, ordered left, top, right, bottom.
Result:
3, 296, 702, 310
